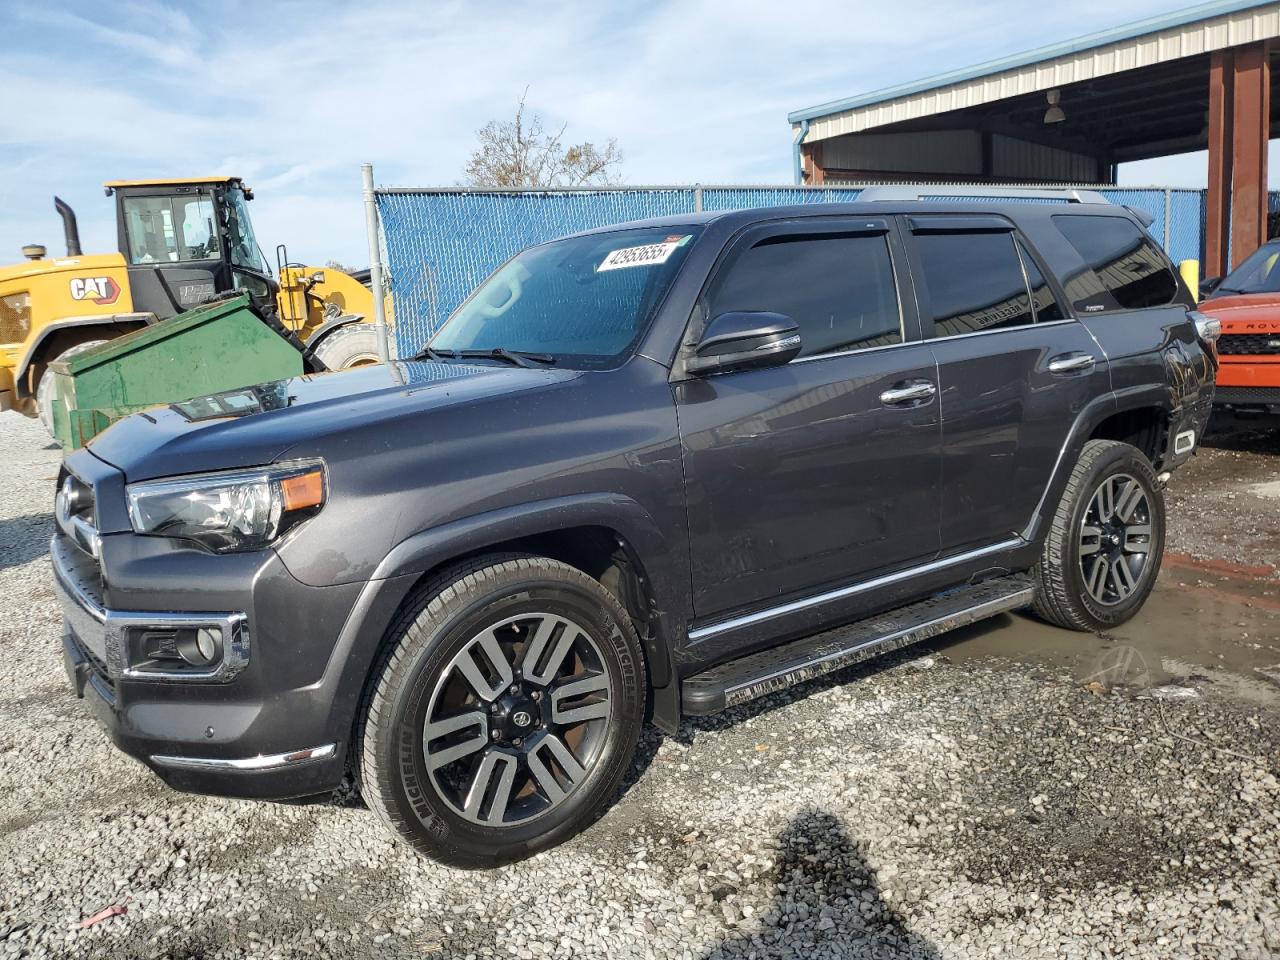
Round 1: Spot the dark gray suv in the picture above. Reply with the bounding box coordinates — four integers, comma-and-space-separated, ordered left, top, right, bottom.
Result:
53, 190, 1217, 867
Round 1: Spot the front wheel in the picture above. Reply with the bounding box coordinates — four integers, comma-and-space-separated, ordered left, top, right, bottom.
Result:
37, 340, 107, 438
359, 556, 645, 867
311, 322, 381, 369
1031, 439, 1166, 632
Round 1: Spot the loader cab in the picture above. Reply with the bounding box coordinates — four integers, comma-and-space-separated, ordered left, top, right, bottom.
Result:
106, 177, 278, 320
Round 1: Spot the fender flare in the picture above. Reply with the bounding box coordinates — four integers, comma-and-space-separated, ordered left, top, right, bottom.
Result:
325, 493, 682, 734
303, 313, 365, 350
14, 313, 154, 399
1020, 387, 1175, 544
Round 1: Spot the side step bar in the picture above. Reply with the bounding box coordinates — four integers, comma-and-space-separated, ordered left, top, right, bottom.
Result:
681, 575, 1035, 715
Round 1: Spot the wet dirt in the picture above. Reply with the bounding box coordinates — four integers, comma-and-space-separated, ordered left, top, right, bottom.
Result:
936, 420, 1280, 707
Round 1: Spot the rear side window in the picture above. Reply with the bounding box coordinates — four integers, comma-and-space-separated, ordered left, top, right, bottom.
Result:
1052, 215, 1178, 312
708, 232, 901, 357
914, 231, 1034, 337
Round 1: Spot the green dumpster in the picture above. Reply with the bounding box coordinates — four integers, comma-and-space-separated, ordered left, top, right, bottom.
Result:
47, 293, 306, 450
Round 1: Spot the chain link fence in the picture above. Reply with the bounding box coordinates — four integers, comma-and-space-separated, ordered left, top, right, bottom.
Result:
375, 184, 1257, 356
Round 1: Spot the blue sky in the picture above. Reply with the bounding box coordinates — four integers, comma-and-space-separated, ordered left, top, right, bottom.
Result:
0, 0, 1255, 267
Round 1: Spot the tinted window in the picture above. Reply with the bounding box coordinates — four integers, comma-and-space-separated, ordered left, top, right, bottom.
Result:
916, 231, 1033, 337
1017, 239, 1065, 323
432, 226, 701, 368
708, 232, 901, 357
1053, 215, 1177, 311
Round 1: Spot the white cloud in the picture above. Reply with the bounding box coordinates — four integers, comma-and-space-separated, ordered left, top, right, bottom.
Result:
1, 0, 1216, 267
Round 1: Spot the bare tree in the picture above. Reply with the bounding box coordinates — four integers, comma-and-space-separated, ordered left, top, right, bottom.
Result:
463, 91, 623, 188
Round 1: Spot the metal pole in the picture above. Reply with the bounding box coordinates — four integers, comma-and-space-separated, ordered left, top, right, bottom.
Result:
361, 162, 392, 363
694, 184, 703, 213
1163, 188, 1172, 252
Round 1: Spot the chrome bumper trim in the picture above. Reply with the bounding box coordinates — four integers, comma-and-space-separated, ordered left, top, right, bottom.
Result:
52, 536, 250, 683
150, 743, 336, 771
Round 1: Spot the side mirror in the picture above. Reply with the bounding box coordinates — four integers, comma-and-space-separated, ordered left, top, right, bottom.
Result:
686, 311, 801, 376
1200, 276, 1222, 297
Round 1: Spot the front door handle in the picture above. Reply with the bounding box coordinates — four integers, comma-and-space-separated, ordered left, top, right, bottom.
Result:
1047, 353, 1097, 374
879, 380, 937, 406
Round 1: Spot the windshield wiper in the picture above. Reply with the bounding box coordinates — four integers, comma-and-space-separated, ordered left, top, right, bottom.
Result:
411, 346, 556, 367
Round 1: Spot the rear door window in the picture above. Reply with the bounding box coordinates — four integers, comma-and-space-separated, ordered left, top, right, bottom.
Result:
1052, 214, 1178, 312
707, 231, 902, 357
913, 231, 1035, 337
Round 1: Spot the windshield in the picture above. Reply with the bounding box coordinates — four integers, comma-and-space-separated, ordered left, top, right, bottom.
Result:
1219, 241, 1280, 294
428, 226, 701, 368
224, 186, 268, 273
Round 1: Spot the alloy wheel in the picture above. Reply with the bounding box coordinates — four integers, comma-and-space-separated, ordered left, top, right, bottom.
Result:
1078, 473, 1153, 606
422, 612, 613, 825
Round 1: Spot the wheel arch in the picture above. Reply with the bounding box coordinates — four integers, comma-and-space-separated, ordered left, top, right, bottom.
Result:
329, 494, 685, 745
303, 313, 365, 350
1020, 389, 1175, 546
14, 314, 151, 401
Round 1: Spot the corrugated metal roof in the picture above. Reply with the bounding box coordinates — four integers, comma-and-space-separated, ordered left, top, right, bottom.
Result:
791, 0, 1280, 142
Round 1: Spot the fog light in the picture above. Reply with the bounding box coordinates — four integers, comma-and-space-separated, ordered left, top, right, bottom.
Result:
177, 627, 221, 666
127, 626, 224, 675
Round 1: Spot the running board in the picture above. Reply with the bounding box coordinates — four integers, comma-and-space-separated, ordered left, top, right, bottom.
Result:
681, 575, 1035, 715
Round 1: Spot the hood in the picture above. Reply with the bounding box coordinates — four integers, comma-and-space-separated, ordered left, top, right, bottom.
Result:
0, 252, 126, 287
1200, 292, 1280, 329
88, 359, 580, 481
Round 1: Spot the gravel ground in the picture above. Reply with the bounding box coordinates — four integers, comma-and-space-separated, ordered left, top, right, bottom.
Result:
1, 413, 1279, 959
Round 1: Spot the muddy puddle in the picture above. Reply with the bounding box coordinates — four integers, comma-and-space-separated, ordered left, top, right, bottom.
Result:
923, 554, 1280, 708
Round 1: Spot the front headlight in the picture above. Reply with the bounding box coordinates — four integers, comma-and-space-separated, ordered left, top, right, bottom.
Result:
126, 460, 325, 553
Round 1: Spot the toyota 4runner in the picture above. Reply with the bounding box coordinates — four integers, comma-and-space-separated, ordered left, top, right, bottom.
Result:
53, 188, 1218, 867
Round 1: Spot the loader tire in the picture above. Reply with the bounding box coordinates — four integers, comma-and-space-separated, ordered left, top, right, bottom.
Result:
311, 323, 382, 370
37, 340, 107, 438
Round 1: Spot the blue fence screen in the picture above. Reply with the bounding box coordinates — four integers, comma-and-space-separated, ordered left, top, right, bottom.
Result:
376, 185, 1237, 357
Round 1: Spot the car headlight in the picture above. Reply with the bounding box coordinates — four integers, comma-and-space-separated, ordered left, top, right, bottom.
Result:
126, 460, 325, 553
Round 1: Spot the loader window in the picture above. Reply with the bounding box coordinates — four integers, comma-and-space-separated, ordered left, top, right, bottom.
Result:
224, 187, 268, 273
123, 195, 220, 264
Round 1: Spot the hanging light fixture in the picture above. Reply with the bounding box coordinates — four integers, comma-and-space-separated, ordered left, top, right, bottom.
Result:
1044, 88, 1066, 124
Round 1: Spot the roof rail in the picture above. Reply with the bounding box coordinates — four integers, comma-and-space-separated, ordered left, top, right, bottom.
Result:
857, 185, 1111, 204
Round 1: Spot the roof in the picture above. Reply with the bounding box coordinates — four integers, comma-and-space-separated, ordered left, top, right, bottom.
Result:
790, 0, 1280, 141
102, 176, 242, 189
563, 196, 1137, 242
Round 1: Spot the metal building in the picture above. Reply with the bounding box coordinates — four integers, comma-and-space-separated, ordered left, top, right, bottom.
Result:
789, 0, 1280, 274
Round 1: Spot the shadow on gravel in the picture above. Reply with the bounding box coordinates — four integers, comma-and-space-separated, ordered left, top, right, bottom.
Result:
0, 512, 52, 569
1201, 417, 1280, 452
701, 810, 939, 959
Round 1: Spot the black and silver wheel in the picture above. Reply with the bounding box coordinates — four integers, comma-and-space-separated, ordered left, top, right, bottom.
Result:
359, 556, 644, 867
1032, 439, 1166, 631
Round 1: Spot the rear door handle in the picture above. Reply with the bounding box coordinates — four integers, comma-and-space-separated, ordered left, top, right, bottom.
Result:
1047, 353, 1096, 374
879, 380, 936, 406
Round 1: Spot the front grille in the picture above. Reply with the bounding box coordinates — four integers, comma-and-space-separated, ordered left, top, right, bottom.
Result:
1214, 386, 1280, 407
54, 467, 102, 593
71, 633, 113, 692
1219, 333, 1280, 355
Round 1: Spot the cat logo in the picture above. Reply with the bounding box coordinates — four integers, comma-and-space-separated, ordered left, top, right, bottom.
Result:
69, 276, 121, 306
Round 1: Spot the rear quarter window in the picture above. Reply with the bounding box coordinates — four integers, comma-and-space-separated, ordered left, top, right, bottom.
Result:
1052, 214, 1178, 312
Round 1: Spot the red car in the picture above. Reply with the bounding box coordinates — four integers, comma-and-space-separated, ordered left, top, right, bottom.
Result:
1200, 241, 1280, 421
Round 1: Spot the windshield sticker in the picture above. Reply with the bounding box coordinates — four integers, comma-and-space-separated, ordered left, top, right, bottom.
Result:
598, 235, 690, 272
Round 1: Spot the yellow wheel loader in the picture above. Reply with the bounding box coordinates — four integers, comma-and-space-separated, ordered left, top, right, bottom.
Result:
0, 176, 385, 433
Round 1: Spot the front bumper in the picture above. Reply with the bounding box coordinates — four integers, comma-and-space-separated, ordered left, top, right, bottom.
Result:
53, 524, 359, 801
1213, 385, 1280, 418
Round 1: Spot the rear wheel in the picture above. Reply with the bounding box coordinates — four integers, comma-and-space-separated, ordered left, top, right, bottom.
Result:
36, 340, 107, 438
1032, 439, 1165, 631
359, 556, 644, 867
311, 323, 381, 369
